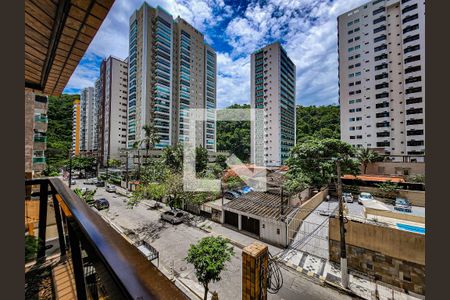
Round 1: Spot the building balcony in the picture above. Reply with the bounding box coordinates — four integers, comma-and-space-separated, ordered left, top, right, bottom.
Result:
25, 178, 187, 300
34, 136, 47, 143
32, 157, 46, 164
35, 115, 48, 123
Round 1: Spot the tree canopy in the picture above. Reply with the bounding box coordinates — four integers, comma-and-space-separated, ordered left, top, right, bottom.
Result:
216, 104, 251, 162
296, 105, 340, 142
45, 94, 79, 174
285, 138, 360, 189
185, 236, 234, 300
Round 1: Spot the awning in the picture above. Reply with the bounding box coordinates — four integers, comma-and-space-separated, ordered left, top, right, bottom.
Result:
25, 0, 115, 95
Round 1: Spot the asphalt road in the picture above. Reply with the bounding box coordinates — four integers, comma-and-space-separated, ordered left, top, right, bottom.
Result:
71, 179, 352, 300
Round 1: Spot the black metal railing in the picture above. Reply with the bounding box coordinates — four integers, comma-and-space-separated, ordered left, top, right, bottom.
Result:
25, 177, 187, 300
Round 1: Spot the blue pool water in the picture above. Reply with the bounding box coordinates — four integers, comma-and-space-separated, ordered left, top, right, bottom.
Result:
397, 223, 425, 234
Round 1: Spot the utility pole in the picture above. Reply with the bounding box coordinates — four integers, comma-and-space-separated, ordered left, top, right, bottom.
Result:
336, 160, 348, 289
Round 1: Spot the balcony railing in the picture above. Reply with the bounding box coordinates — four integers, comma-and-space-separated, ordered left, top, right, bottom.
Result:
32, 157, 46, 164
25, 178, 187, 300
34, 136, 47, 143
34, 115, 48, 123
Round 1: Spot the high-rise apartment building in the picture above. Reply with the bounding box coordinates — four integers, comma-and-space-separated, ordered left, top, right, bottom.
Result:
250, 42, 297, 167
72, 99, 81, 156
25, 90, 48, 177
79, 87, 95, 152
127, 4, 217, 151
338, 0, 425, 157
93, 78, 102, 152
97, 56, 129, 165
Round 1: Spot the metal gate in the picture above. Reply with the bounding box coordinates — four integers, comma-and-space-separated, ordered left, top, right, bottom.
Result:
224, 211, 239, 228
241, 215, 260, 236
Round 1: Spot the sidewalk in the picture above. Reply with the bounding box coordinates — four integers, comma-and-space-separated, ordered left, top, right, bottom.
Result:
277, 248, 425, 300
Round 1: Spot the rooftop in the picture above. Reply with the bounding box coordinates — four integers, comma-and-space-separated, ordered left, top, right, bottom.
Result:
223, 191, 295, 221
342, 174, 406, 183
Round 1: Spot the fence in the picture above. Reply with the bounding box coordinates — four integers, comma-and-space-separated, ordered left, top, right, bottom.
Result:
286, 188, 328, 244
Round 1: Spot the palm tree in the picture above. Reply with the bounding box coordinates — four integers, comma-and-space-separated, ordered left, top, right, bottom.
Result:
141, 124, 160, 162
356, 148, 381, 174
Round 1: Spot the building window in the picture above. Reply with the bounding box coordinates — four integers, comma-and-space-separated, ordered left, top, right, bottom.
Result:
276, 228, 280, 234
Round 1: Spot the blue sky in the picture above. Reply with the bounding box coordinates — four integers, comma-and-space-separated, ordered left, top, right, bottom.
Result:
64, 0, 367, 107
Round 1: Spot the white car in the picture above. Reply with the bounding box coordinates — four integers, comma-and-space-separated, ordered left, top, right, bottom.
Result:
342, 192, 354, 203
358, 192, 374, 205
105, 185, 116, 193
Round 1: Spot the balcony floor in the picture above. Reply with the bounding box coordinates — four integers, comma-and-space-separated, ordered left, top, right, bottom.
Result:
25, 257, 76, 300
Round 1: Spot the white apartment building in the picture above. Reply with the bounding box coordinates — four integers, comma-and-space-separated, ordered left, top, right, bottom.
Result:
79, 87, 95, 152
127, 4, 217, 151
92, 78, 101, 152
98, 56, 128, 165
338, 0, 425, 157
250, 42, 297, 167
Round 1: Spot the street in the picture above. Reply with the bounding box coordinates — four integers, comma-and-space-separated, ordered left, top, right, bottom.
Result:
72, 179, 353, 300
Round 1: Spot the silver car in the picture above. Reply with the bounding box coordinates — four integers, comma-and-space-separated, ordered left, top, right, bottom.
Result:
160, 210, 185, 225
358, 192, 374, 205
105, 184, 116, 193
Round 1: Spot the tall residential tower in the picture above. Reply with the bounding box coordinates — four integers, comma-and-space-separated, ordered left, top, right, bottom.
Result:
250, 42, 297, 167
338, 0, 425, 157
97, 56, 129, 165
127, 4, 217, 151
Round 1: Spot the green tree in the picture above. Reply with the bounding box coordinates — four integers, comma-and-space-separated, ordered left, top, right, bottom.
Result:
216, 104, 251, 162
73, 188, 96, 205
216, 154, 228, 170
295, 105, 340, 142
356, 148, 382, 174
46, 94, 79, 170
286, 138, 360, 189
196, 146, 209, 173
107, 159, 122, 169
140, 124, 160, 163
376, 180, 400, 199
140, 160, 171, 184
128, 183, 167, 208
223, 175, 244, 190
162, 145, 184, 172
165, 172, 187, 209
185, 236, 234, 300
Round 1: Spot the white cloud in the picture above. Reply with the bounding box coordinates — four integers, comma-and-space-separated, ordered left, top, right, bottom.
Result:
65, 0, 369, 108
222, 0, 368, 106
216, 52, 250, 108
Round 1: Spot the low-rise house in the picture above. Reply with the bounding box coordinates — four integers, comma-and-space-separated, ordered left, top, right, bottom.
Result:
222, 191, 297, 247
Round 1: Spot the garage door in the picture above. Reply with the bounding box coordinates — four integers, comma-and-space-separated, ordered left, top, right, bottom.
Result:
224, 211, 239, 228
241, 215, 260, 236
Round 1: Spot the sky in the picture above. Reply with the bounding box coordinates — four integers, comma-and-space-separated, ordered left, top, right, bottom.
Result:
63, 0, 368, 107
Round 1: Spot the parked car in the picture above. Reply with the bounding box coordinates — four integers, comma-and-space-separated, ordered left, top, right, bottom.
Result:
105, 184, 116, 193
393, 198, 412, 213
160, 210, 185, 224
342, 192, 354, 203
358, 192, 374, 205
240, 186, 253, 194
94, 198, 109, 210
95, 180, 105, 187
233, 189, 243, 195
84, 178, 97, 185
70, 180, 76, 186
224, 191, 240, 200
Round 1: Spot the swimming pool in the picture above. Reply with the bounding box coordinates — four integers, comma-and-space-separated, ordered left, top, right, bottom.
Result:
396, 223, 425, 234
